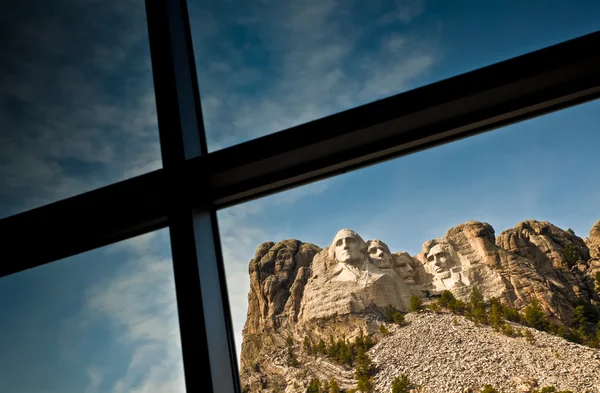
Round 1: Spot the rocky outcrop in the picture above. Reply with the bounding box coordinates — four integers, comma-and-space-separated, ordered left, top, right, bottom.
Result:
240, 220, 600, 392
372, 312, 600, 393
585, 221, 600, 279
411, 220, 599, 325
242, 240, 321, 372
245, 239, 321, 334
496, 220, 598, 323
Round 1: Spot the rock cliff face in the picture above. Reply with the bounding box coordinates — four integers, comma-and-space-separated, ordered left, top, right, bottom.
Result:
242, 239, 321, 371
240, 220, 600, 393
585, 221, 600, 277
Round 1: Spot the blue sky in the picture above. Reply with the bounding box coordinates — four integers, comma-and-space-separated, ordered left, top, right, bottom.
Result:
1, 1, 600, 392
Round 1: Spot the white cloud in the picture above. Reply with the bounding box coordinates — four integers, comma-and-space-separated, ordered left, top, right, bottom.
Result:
0, 0, 161, 217
106, 230, 169, 257
378, 0, 426, 24
192, 0, 438, 151
84, 367, 104, 393
82, 253, 185, 393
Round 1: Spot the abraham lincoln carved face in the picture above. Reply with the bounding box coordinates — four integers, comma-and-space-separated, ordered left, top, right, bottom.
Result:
427, 244, 455, 279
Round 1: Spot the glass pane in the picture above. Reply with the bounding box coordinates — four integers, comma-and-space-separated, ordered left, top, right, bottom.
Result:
0, 229, 185, 393
190, 0, 600, 151
219, 100, 600, 392
0, 0, 160, 219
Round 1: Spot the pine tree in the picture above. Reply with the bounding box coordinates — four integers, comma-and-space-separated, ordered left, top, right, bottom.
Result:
317, 338, 327, 354
490, 303, 503, 329
307, 378, 321, 393
469, 286, 484, 310
562, 243, 580, 266
524, 298, 549, 331
330, 379, 341, 393
303, 335, 312, 353
524, 329, 536, 344
339, 339, 353, 366
386, 306, 405, 324
572, 305, 587, 328
379, 324, 390, 336
450, 299, 467, 314
356, 376, 373, 393
287, 345, 299, 367
470, 305, 488, 325
438, 290, 457, 309
391, 374, 411, 393
364, 334, 375, 349
354, 346, 376, 392
502, 305, 522, 323
410, 296, 423, 311
328, 335, 337, 358
489, 297, 502, 308
481, 385, 500, 393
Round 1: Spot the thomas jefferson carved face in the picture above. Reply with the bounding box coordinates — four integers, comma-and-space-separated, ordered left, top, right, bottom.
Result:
427, 244, 454, 278
333, 229, 367, 266
367, 239, 392, 268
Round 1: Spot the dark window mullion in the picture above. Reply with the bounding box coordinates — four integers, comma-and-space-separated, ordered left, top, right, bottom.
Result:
145, 1, 240, 392
2, 31, 599, 278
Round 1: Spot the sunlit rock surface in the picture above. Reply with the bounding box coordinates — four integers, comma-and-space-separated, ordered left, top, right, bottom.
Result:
240, 221, 600, 392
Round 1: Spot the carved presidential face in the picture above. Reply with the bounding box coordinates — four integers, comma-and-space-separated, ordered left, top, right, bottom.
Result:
392, 252, 416, 284
427, 244, 454, 277
367, 240, 392, 268
333, 229, 366, 265
398, 263, 416, 284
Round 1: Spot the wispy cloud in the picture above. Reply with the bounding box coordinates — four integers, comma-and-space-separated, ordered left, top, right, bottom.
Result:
81, 250, 185, 393
0, 0, 438, 217
192, 0, 438, 150
0, 0, 160, 216
378, 0, 425, 24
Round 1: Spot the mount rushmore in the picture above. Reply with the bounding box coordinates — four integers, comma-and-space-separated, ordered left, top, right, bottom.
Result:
240, 220, 600, 392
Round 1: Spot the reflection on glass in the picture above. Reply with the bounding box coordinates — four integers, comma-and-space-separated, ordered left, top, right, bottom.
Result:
0, 0, 160, 219
0, 230, 185, 393
189, 0, 600, 151
219, 100, 600, 392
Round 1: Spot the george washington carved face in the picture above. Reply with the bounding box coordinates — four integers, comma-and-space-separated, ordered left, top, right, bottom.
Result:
332, 229, 367, 266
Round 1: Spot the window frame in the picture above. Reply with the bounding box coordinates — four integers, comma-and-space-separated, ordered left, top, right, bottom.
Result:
0, 1, 599, 392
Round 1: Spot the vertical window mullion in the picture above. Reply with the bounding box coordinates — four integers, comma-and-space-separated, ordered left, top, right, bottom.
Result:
144, 1, 240, 392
